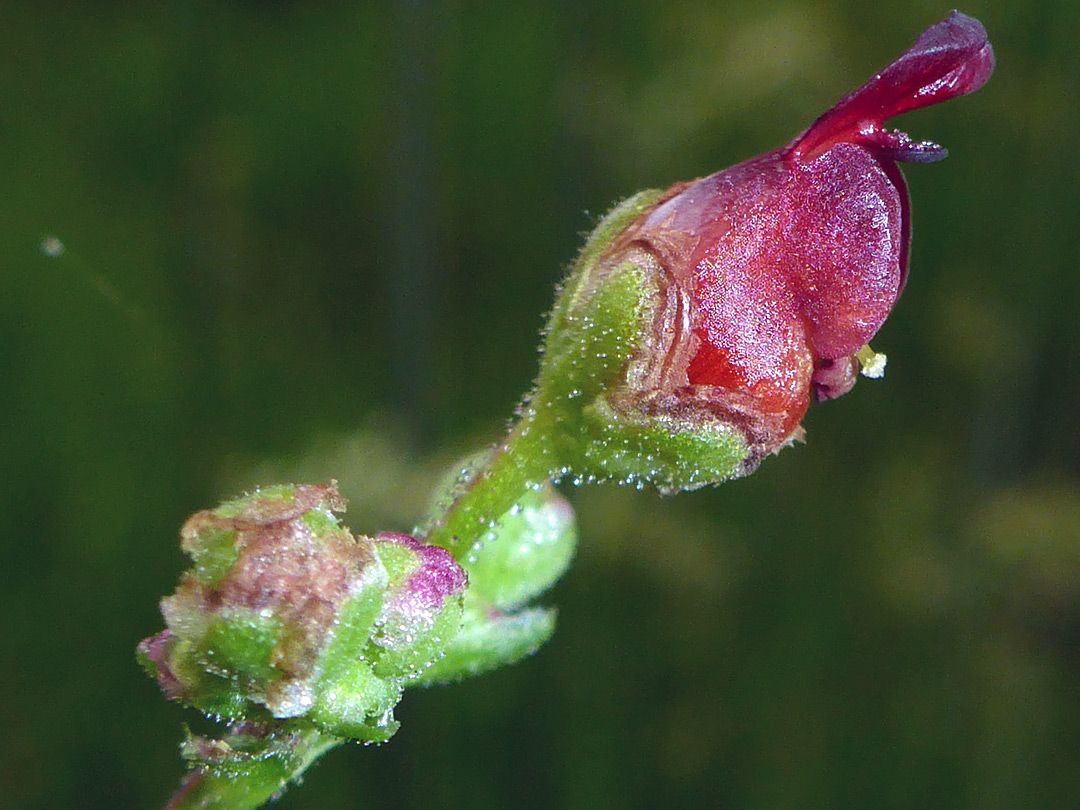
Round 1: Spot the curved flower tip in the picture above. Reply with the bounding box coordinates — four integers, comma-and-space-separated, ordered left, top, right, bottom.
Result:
791, 10, 995, 164
543, 13, 993, 489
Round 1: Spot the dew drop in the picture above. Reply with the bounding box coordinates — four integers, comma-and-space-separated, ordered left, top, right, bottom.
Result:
40, 235, 65, 257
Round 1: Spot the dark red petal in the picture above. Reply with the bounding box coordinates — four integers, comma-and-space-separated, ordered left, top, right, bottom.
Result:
788, 144, 905, 360
789, 11, 995, 163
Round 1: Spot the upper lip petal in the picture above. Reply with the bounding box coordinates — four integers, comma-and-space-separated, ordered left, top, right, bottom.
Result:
787, 11, 994, 163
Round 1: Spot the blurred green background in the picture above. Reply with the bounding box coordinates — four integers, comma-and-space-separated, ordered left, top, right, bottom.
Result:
4, 2, 1079, 808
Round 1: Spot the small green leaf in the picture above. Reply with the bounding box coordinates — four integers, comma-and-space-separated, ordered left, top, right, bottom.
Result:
465, 483, 577, 611
414, 605, 557, 685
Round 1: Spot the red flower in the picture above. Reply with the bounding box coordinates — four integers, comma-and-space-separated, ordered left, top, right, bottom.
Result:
602, 11, 993, 455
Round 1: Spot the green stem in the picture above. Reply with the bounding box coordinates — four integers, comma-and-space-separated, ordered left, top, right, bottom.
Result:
422, 251, 658, 558
423, 405, 559, 558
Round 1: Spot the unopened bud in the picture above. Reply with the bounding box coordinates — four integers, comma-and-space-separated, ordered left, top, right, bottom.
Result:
137, 483, 466, 743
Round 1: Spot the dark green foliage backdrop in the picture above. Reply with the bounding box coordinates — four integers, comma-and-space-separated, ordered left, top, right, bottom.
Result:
3, 2, 1078, 808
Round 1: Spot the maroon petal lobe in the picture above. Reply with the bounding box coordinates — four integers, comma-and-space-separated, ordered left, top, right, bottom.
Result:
789, 10, 995, 163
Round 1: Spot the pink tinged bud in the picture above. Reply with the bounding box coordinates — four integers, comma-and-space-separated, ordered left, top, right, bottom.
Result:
140, 485, 470, 745
367, 533, 467, 683
605, 12, 993, 455
372, 532, 468, 650
140, 483, 386, 719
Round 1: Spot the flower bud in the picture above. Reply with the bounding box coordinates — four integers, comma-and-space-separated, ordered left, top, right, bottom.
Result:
537, 11, 993, 493
137, 483, 466, 744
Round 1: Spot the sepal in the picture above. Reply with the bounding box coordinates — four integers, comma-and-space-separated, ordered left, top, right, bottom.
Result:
418, 474, 576, 682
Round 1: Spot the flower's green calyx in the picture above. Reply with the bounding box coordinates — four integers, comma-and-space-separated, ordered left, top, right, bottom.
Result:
137, 483, 466, 744
532, 190, 752, 493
